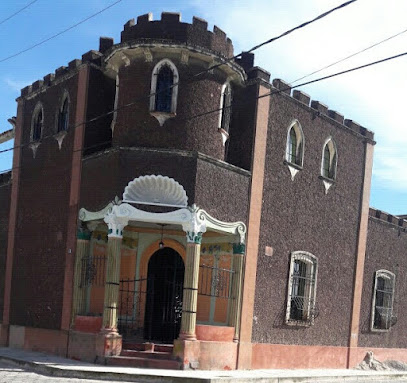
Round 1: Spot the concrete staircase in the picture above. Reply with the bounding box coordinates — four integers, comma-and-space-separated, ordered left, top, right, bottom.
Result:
106, 342, 182, 370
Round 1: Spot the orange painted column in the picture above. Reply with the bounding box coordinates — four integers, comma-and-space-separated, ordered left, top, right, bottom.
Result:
61, 65, 90, 331
229, 243, 245, 342
347, 140, 374, 368
3, 99, 24, 330
237, 84, 270, 369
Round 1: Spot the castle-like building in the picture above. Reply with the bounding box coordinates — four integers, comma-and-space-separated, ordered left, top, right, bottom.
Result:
0, 12, 406, 370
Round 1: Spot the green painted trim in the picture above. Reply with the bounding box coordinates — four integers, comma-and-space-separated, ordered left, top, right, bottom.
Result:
186, 231, 203, 244
77, 230, 91, 241
233, 243, 245, 254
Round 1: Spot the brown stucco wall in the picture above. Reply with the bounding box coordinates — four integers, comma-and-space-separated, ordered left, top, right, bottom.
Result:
358, 215, 407, 348
253, 91, 367, 347
112, 57, 230, 161
10, 72, 79, 329
0, 175, 11, 319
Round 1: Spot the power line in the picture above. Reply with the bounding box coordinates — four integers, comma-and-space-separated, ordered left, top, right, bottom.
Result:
291, 27, 407, 85
0, 46, 405, 167
0, 0, 123, 64
0, 0, 39, 27
195, 0, 358, 77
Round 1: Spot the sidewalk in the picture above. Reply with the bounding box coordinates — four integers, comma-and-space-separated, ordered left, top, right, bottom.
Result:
0, 347, 407, 383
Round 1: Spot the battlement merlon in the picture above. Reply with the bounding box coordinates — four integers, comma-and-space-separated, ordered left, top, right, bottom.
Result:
120, 12, 234, 59
369, 207, 407, 228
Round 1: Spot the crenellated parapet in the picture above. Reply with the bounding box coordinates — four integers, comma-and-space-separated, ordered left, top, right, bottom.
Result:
272, 79, 375, 141
120, 12, 234, 59
20, 50, 104, 99
369, 207, 407, 228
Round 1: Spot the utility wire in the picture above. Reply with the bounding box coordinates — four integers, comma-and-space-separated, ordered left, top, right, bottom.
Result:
195, 0, 358, 77
291, 27, 407, 85
0, 47, 405, 166
0, 0, 122, 64
0, 0, 39, 27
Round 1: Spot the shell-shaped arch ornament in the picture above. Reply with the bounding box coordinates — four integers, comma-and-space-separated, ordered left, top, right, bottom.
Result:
122, 175, 188, 208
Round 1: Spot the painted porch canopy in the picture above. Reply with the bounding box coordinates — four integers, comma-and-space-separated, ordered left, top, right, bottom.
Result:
78, 175, 246, 243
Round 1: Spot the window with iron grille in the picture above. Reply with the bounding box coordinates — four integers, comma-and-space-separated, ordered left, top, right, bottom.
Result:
321, 138, 337, 180
32, 104, 43, 141
371, 270, 395, 331
286, 251, 317, 325
285, 120, 304, 167
149, 59, 179, 115
57, 96, 69, 132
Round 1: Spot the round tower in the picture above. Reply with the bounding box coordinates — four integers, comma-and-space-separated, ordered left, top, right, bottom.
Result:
103, 12, 247, 161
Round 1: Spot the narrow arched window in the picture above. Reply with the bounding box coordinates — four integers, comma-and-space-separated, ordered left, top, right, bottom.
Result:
220, 83, 232, 134
150, 59, 179, 116
286, 251, 318, 325
285, 120, 304, 167
321, 138, 337, 180
32, 105, 43, 141
372, 270, 396, 331
57, 96, 69, 132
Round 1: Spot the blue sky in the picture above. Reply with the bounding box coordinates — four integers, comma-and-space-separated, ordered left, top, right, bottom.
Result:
0, 0, 406, 214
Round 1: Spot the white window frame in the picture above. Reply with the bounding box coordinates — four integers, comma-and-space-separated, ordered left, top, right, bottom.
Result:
371, 270, 395, 332
321, 137, 337, 180
285, 119, 304, 168
31, 102, 44, 142
218, 82, 232, 146
56, 90, 70, 133
149, 58, 179, 115
285, 251, 318, 326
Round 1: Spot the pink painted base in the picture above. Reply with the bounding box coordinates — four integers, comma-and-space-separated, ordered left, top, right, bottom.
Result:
74, 316, 102, 333
196, 324, 234, 342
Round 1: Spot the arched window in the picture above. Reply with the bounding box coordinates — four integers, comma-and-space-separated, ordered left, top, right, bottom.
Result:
31, 104, 43, 141
286, 251, 318, 325
286, 120, 304, 167
321, 138, 337, 180
57, 95, 69, 132
220, 83, 232, 134
372, 270, 396, 331
150, 59, 179, 115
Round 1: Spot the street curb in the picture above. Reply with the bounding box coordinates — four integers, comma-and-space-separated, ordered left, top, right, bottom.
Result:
2, 353, 407, 382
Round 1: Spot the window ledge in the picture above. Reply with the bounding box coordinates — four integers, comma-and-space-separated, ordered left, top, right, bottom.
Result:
218, 128, 229, 146
285, 319, 314, 327
319, 175, 335, 194
283, 160, 303, 181
370, 328, 391, 333
28, 141, 41, 159
54, 130, 67, 150
150, 111, 176, 126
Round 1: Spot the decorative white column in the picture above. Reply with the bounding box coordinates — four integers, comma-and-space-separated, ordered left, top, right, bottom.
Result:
71, 226, 92, 326
229, 243, 245, 342
179, 207, 207, 340
102, 212, 128, 333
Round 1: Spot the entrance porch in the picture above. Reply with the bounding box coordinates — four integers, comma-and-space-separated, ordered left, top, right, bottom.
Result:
68, 176, 246, 370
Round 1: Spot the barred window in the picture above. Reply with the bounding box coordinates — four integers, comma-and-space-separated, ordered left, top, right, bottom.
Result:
322, 138, 337, 179
150, 59, 179, 115
372, 270, 395, 331
32, 104, 43, 141
57, 96, 69, 132
286, 251, 317, 325
286, 120, 304, 167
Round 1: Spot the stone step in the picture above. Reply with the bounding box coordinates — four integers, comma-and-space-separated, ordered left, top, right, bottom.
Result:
122, 342, 174, 353
107, 355, 182, 370
121, 349, 176, 360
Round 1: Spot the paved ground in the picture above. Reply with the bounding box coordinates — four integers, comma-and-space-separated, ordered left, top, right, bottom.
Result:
1, 347, 407, 382
0, 360, 137, 383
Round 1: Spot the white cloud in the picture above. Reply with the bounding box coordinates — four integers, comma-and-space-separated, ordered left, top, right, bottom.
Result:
3, 78, 33, 93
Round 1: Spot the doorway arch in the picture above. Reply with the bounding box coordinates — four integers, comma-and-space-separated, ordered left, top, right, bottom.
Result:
144, 247, 185, 343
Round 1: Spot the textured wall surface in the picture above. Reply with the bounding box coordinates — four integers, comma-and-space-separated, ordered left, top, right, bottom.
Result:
112, 58, 229, 161
359, 216, 407, 348
253, 91, 367, 347
0, 176, 11, 319
10, 73, 79, 329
